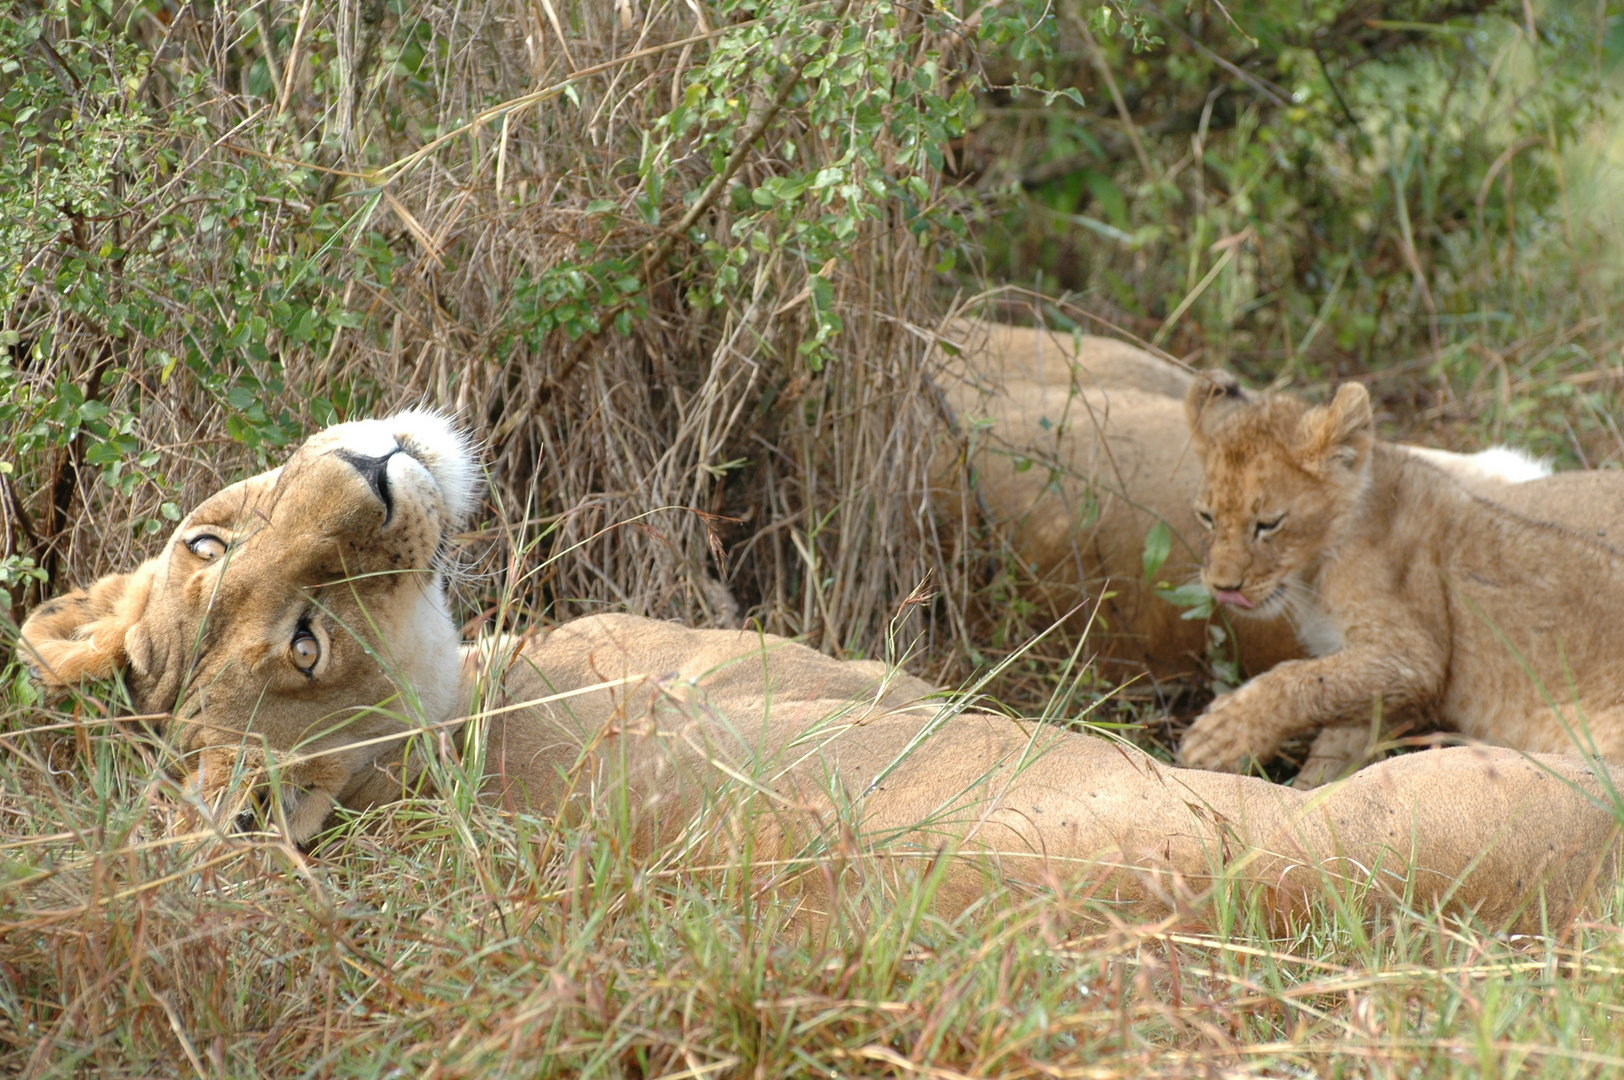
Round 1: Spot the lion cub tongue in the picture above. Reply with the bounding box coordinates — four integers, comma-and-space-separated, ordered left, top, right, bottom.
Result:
1211, 588, 1253, 609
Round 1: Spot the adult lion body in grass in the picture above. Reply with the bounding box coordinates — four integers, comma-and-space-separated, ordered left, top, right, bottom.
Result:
19, 412, 1624, 930
1174, 373, 1624, 785
931, 319, 1564, 686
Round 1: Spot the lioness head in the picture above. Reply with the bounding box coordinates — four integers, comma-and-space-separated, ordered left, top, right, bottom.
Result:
1183, 373, 1374, 616
19, 410, 480, 836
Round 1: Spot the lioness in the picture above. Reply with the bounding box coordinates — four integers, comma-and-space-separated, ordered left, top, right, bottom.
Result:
18, 411, 1623, 928
934, 321, 1615, 695
1174, 373, 1624, 784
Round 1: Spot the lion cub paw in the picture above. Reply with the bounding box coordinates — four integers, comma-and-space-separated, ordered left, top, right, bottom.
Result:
1175, 690, 1280, 774
1289, 724, 1370, 789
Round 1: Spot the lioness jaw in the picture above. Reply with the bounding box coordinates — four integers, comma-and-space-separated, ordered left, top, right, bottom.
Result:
18, 409, 1624, 931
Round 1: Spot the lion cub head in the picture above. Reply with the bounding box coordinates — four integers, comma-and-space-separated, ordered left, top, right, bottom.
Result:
1183, 373, 1374, 617
19, 410, 480, 838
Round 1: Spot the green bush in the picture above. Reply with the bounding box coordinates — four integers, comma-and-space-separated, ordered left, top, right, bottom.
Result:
967, 0, 1624, 460
0, 0, 1050, 650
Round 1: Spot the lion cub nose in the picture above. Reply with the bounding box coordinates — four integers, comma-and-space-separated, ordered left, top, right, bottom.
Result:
335, 447, 400, 523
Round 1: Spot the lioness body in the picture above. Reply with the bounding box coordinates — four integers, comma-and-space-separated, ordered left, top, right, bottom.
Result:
20, 411, 1623, 930
1176, 376, 1624, 779
485, 614, 1619, 925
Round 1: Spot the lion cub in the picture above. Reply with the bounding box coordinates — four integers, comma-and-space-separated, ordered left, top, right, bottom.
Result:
1175, 372, 1624, 786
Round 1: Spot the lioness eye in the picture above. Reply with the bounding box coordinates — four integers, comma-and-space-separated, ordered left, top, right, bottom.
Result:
1195, 509, 1214, 530
290, 629, 321, 673
1254, 516, 1285, 539
187, 534, 227, 560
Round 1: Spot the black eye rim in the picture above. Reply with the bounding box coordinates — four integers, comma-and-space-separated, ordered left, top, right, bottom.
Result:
290, 618, 321, 675
1194, 508, 1215, 529
1254, 514, 1287, 539
186, 533, 228, 559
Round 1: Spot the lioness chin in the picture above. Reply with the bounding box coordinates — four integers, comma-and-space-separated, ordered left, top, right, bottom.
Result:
18, 410, 1624, 931
1176, 372, 1624, 784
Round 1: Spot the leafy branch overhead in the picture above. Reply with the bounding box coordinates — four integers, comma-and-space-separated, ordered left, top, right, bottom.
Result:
3, 0, 1618, 653
0, 0, 1079, 647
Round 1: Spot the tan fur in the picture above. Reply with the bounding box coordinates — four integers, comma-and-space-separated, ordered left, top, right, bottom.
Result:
1474, 469, 1624, 542
20, 412, 1624, 930
930, 320, 1301, 681
20, 410, 472, 831
1175, 373, 1624, 784
929, 320, 1561, 684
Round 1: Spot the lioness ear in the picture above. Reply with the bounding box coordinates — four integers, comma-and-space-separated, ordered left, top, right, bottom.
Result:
1183, 370, 1250, 448
19, 562, 158, 687
1297, 383, 1374, 472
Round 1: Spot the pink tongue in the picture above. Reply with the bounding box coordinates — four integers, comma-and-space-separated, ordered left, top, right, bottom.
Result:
1212, 589, 1253, 609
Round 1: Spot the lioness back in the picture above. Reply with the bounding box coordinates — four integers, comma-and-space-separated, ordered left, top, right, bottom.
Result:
942, 318, 1194, 398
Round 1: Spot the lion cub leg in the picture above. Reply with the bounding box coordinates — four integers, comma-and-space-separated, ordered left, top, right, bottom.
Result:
1177, 638, 1443, 775
1290, 724, 1370, 789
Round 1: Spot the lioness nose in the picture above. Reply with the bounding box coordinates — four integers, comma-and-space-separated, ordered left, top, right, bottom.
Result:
335, 447, 400, 523
1209, 576, 1244, 592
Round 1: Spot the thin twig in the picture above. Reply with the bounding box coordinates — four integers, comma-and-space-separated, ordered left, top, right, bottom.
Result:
1138, 0, 1290, 108
1075, 20, 1154, 179
642, 0, 857, 278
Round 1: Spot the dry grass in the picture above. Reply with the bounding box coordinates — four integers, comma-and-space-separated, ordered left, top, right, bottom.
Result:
6, 0, 963, 662
5, 693, 1624, 1078
7, 0, 1624, 1075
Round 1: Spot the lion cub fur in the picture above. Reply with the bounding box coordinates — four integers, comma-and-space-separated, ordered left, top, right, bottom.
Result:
1175, 373, 1624, 784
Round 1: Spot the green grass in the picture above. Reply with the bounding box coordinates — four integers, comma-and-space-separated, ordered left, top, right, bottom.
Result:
4, 676, 1624, 1078
8, 1, 1624, 1074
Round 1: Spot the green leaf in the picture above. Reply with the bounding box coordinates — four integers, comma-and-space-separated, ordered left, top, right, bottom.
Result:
809, 274, 833, 312
1156, 581, 1215, 621
1141, 520, 1171, 581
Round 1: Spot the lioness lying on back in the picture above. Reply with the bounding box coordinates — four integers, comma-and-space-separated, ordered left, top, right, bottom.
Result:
1175, 373, 1624, 782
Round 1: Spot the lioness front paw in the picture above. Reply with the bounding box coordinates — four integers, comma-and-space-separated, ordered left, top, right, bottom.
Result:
1175, 691, 1278, 774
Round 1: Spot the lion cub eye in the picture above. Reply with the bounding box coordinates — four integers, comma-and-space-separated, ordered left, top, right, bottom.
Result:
1254, 515, 1286, 540
290, 628, 321, 674
1194, 509, 1214, 530
187, 534, 227, 560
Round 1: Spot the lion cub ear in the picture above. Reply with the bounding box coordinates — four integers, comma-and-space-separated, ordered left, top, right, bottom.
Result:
1183, 370, 1250, 448
19, 562, 158, 687
1297, 383, 1374, 474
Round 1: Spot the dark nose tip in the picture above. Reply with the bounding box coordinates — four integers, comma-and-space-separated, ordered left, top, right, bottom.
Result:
235, 787, 269, 833
335, 447, 400, 523
1210, 577, 1244, 592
